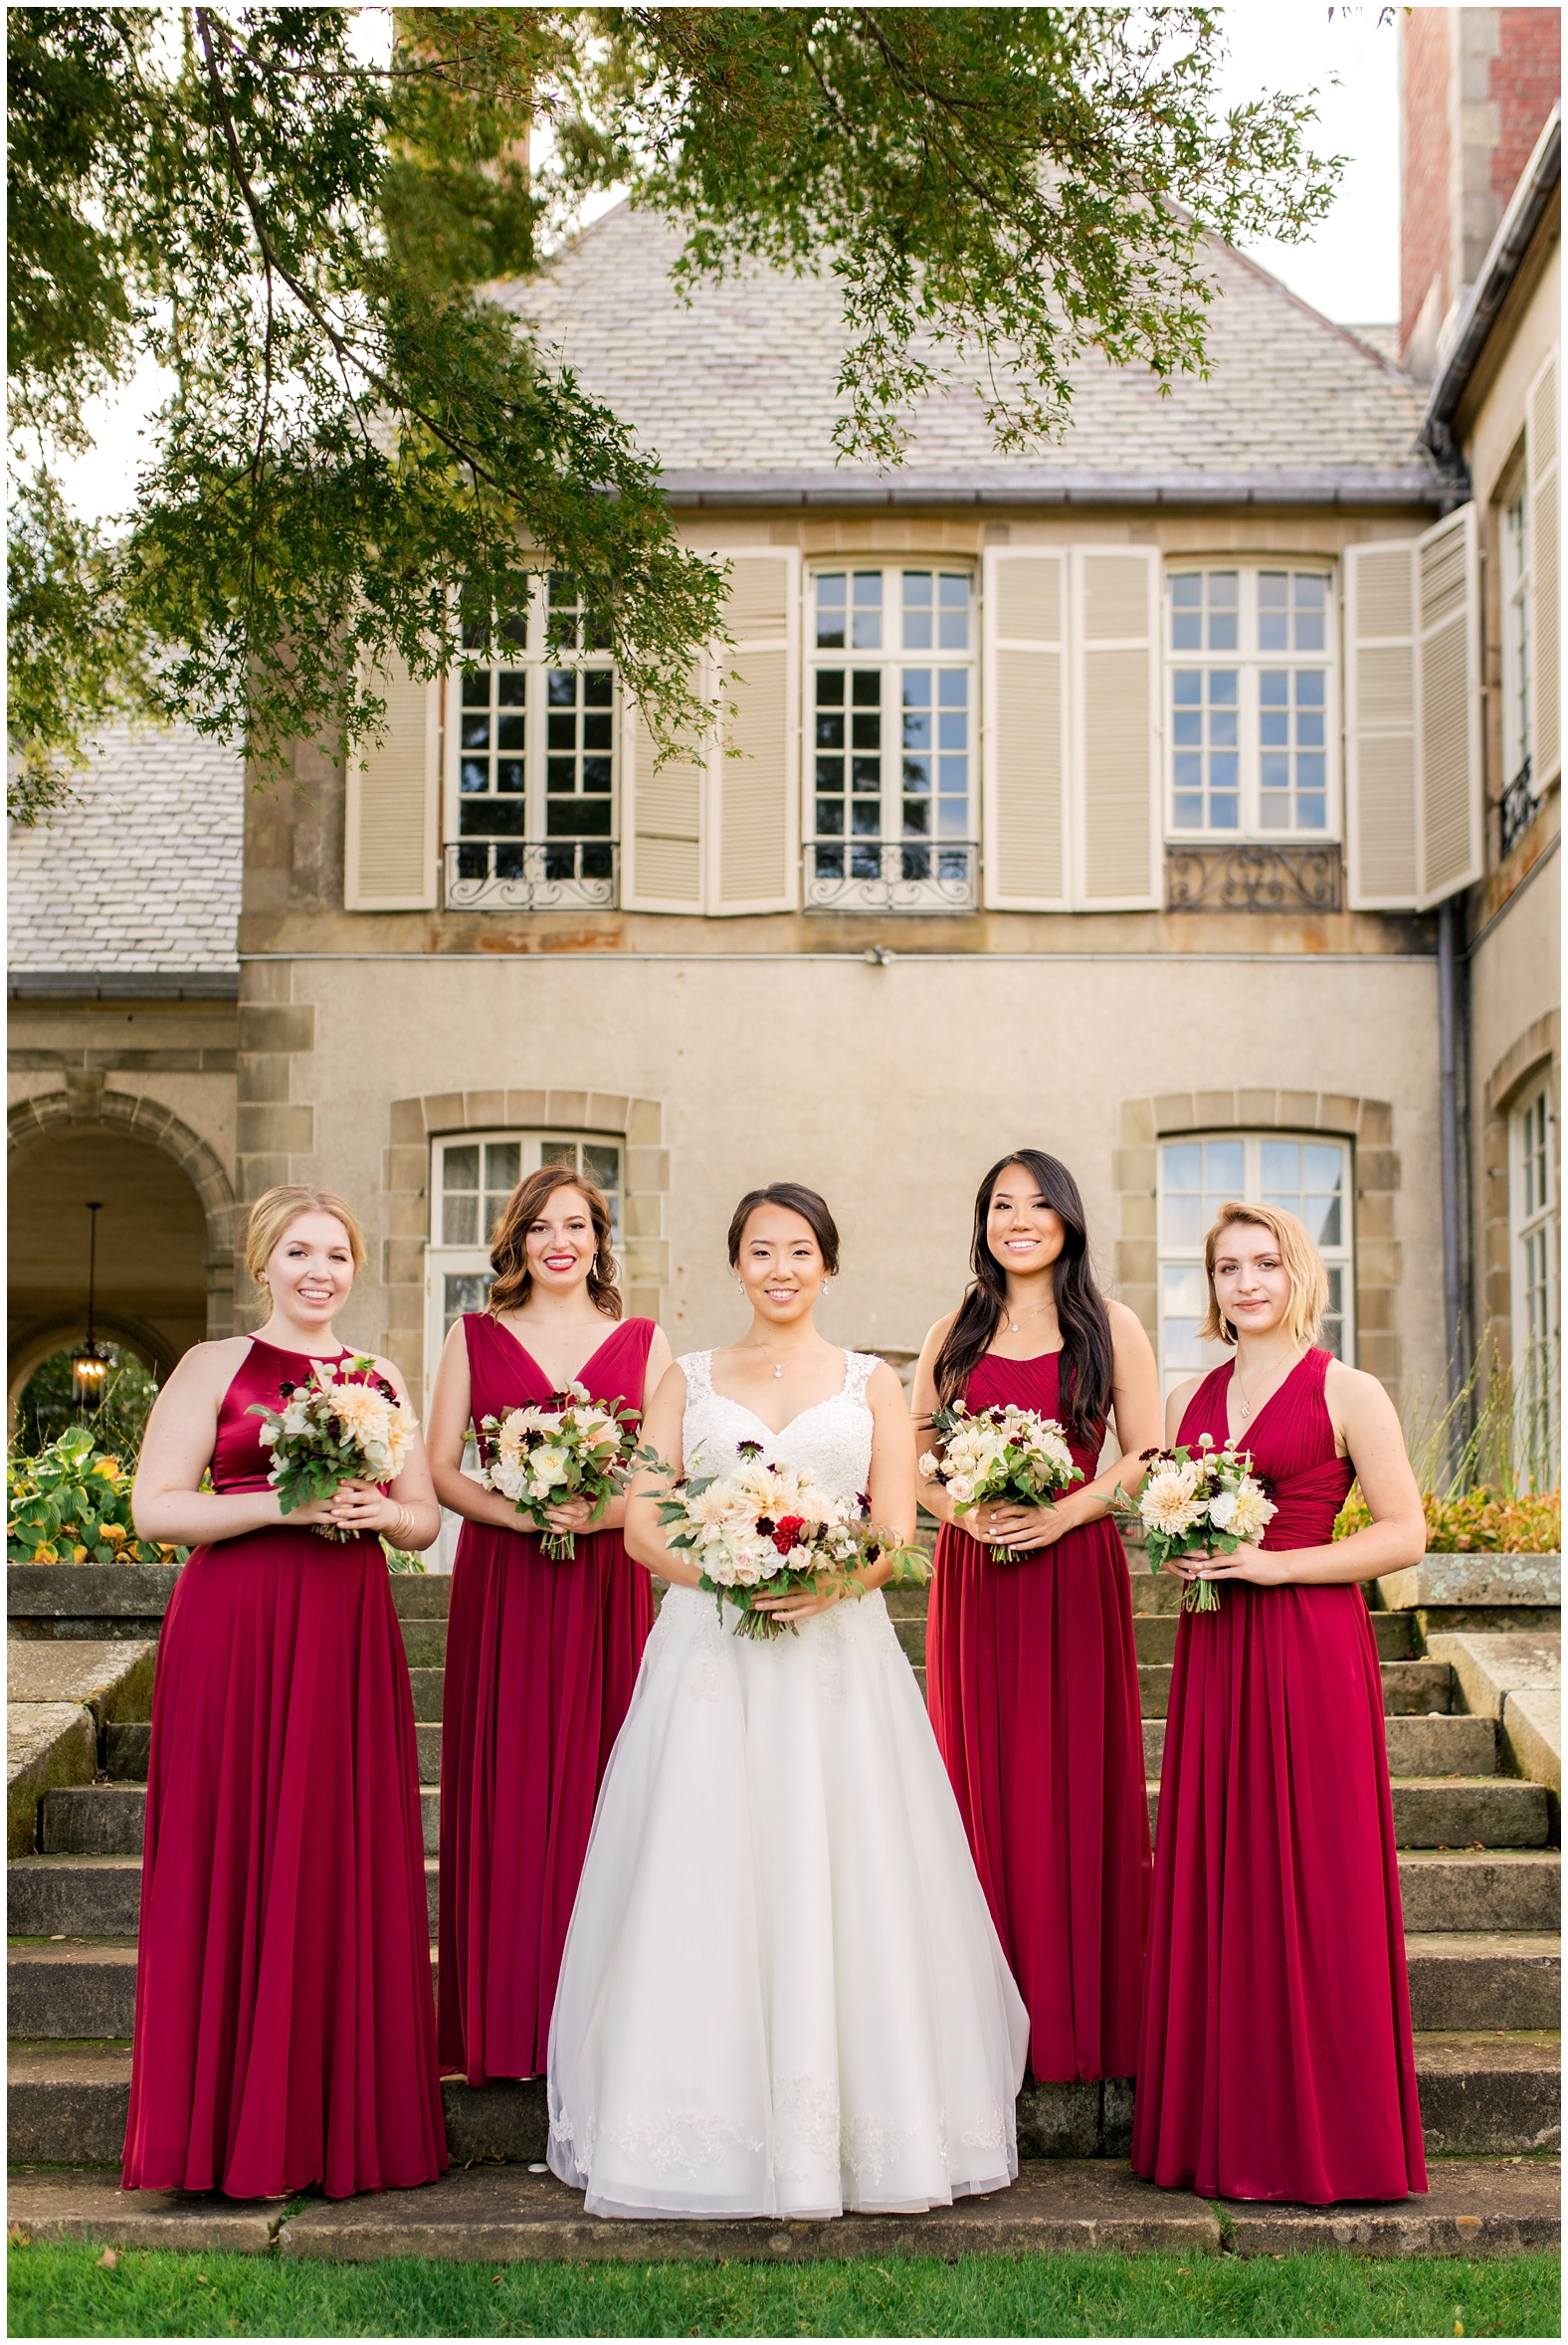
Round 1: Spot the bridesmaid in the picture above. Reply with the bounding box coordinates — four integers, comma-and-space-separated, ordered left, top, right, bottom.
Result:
428, 1166, 672, 2084
913, 1150, 1161, 2085
124, 1185, 446, 2199
1132, 1201, 1428, 2203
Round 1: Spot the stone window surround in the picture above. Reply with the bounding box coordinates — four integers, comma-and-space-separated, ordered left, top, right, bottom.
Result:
1114, 1087, 1401, 1397
6, 1078, 239, 1381
381, 1088, 669, 1389
1479, 1009, 1560, 1371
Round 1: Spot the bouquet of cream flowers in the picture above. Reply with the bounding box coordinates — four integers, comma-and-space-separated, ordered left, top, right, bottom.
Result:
638, 1438, 927, 1641
479, 1383, 639, 1560
918, 1402, 1083, 1563
250, 1356, 417, 1540
1116, 1433, 1276, 1612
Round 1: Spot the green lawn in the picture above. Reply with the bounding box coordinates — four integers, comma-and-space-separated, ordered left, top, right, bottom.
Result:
5, 2242, 1561, 2339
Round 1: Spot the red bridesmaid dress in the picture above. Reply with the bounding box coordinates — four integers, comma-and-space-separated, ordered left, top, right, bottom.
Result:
1132, 1347, 1427, 2202
438, 1314, 656, 2083
926, 1349, 1151, 2081
122, 1341, 446, 2199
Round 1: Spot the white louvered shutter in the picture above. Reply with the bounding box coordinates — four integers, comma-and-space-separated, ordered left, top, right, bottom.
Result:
1071, 548, 1159, 908
1527, 346, 1560, 789
981, 548, 1069, 908
1344, 541, 1419, 908
620, 683, 710, 914
712, 550, 799, 914
1415, 502, 1482, 908
343, 661, 440, 909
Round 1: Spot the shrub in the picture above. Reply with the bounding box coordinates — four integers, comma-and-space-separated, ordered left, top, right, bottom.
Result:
6, 1425, 185, 1567
1333, 1483, 1560, 1552
14, 1344, 161, 1460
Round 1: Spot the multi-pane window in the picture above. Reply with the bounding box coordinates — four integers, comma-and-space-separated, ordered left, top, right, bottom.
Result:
1510, 1079, 1558, 1483
807, 566, 977, 908
1168, 568, 1334, 839
449, 576, 616, 906
425, 1132, 625, 1391
1157, 1133, 1353, 1390
1501, 489, 1531, 789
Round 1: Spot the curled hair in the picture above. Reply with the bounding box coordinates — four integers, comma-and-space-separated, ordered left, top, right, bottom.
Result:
488, 1167, 621, 1320
933, 1151, 1113, 1439
726, 1183, 841, 1275
245, 1185, 365, 1282
1200, 1203, 1327, 1348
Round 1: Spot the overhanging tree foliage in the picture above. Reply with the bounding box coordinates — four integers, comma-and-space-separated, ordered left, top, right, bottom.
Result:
7, 6, 1340, 819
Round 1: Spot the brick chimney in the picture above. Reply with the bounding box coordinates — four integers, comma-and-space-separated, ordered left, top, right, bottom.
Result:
1399, 7, 1561, 380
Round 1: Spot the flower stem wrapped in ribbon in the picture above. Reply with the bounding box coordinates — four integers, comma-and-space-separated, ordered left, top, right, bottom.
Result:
1114, 1433, 1276, 1611
478, 1382, 640, 1560
917, 1401, 1082, 1564
636, 1438, 928, 1641
250, 1356, 417, 1540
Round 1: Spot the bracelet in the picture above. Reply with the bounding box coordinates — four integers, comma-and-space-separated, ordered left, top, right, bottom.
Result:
389, 1504, 414, 1549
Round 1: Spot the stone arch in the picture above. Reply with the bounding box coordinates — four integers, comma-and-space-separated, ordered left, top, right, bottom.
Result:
1112, 1086, 1402, 1399
7, 1086, 238, 1399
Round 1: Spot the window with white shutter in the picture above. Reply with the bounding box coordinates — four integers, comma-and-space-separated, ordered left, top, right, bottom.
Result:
714, 550, 799, 914
1415, 502, 1481, 908
1527, 346, 1560, 794
621, 697, 709, 913
1344, 540, 1419, 907
343, 661, 441, 910
981, 548, 1068, 908
1071, 548, 1160, 908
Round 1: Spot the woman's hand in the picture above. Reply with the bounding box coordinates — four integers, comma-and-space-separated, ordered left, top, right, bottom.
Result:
969, 1498, 1070, 1554
539, 1493, 600, 1535
322, 1479, 401, 1538
1189, 1540, 1292, 1588
750, 1581, 844, 1625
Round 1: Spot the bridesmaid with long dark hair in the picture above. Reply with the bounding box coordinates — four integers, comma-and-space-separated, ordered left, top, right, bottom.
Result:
124, 1186, 446, 2199
428, 1166, 672, 2084
912, 1150, 1161, 2085
1132, 1202, 1427, 2203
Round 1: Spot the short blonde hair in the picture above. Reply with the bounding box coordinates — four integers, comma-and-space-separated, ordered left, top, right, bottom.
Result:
244, 1185, 366, 1283
1200, 1202, 1328, 1348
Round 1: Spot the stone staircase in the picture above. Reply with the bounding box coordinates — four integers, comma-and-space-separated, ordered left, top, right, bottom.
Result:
7, 1564, 1561, 2172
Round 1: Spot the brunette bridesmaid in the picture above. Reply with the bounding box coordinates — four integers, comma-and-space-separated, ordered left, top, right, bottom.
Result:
913, 1150, 1161, 2085
428, 1167, 672, 2084
1132, 1202, 1428, 2203
123, 1186, 446, 2199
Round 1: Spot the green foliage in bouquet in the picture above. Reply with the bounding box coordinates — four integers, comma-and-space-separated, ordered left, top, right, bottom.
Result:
6, 1424, 185, 1567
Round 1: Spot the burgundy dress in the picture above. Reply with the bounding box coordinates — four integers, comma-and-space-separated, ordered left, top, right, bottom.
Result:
438, 1314, 656, 2083
122, 1341, 446, 2199
926, 1349, 1151, 2082
1132, 1348, 1427, 2203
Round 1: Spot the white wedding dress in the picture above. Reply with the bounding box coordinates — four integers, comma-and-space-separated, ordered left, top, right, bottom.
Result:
546, 1348, 1030, 2220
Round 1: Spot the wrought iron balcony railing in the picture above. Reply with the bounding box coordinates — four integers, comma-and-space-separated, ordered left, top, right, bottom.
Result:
804, 839, 979, 913
1165, 841, 1343, 913
1500, 757, 1538, 860
444, 839, 618, 910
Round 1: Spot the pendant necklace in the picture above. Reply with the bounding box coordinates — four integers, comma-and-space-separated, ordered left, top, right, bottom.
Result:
1006, 1298, 1056, 1337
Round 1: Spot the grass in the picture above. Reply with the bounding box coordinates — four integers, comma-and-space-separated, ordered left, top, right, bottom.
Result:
5, 2242, 1561, 2339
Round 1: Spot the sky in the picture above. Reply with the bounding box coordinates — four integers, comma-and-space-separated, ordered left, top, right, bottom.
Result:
52, 2, 1404, 523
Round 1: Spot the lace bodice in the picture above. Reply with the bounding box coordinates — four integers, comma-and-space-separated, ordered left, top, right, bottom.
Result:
681, 1349, 877, 1505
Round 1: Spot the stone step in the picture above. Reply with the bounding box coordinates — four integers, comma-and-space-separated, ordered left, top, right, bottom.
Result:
7, 2034, 1557, 2171
1137, 1656, 1451, 1724
1141, 1712, 1498, 1780
38, 1783, 442, 1860
1143, 1776, 1550, 1851
1124, 1611, 1415, 1666
104, 1718, 447, 1786
14, 1927, 1557, 2048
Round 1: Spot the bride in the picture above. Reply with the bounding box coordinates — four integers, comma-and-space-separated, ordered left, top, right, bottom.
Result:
546, 1182, 1029, 2221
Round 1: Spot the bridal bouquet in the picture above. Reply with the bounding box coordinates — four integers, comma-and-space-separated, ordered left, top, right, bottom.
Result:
479, 1383, 639, 1559
1116, 1433, 1276, 1612
638, 1438, 927, 1641
250, 1356, 417, 1540
918, 1402, 1082, 1563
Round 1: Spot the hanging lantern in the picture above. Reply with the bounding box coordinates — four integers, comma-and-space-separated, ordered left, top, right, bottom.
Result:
71, 1202, 107, 1411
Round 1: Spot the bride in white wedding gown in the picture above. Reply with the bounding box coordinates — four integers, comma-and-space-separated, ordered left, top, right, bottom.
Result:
546, 1183, 1029, 2220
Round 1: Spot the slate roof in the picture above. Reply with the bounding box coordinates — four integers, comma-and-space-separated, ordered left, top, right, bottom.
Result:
505, 203, 1444, 506
8, 721, 243, 990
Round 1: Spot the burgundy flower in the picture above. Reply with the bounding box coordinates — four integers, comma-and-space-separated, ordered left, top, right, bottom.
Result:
770, 1514, 808, 1555
736, 1439, 764, 1461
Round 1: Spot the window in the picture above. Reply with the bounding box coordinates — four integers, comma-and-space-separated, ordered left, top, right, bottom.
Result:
447, 576, 617, 909
1167, 567, 1335, 839
424, 1132, 625, 1400
805, 566, 977, 909
1157, 1133, 1353, 1390
1510, 1079, 1559, 1483
1499, 484, 1538, 856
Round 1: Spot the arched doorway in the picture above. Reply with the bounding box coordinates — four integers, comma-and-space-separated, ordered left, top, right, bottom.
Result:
7, 1092, 236, 1406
